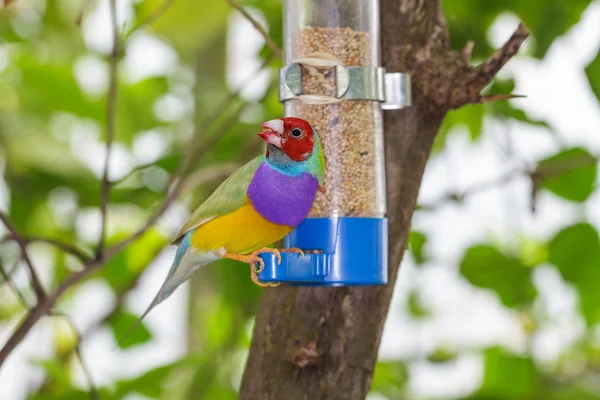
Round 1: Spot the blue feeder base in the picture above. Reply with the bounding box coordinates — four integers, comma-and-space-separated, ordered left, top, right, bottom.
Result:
258, 217, 388, 286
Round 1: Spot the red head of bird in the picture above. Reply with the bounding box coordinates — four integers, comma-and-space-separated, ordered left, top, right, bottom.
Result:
258, 117, 317, 162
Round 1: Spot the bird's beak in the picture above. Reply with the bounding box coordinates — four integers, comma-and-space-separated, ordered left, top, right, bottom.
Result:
258, 119, 283, 148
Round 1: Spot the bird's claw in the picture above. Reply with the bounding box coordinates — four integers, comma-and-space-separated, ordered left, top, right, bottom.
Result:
249, 247, 303, 287
254, 255, 266, 273
251, 247, 281, 266
248, 249, 281, 287
222, 248, 284, 287
281, 247, 305, 257
249, 261, 280, 287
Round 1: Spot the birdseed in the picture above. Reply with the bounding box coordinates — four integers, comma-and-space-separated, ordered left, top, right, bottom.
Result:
288, 26, 385, 218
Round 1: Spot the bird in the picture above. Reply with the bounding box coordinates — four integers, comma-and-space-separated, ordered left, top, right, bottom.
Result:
130, 117, 325, 331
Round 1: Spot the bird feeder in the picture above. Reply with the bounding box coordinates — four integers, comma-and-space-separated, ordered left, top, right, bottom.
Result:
258, 0, 411, 285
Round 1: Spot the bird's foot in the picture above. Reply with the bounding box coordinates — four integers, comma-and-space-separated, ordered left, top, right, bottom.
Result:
280, 247, 305, 257
249, 263, 279, 287
251, 247, 282, 272
223, 249, 280, 287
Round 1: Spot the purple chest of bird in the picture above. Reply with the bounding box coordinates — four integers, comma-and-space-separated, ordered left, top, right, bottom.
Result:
247, 163, 319, 228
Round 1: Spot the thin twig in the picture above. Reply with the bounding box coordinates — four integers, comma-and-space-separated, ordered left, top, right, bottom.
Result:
1, 235, 91, 264
75, 0, 92, 27
470, 23, 529, 91
49, 311, 99, 400
419, 152, 600, 211
480, 94, 526, 103
180, 163, 241, 195
0, 260, 29, 309
97, 0, 120, 260
0, 212, 45, 300
26, 237, 91, 263
0, 260, 19, 283
109, 159, 168, 186
224, 0, 282, 58
419, 168, 523, 211
462, 41, 475, 63
201, 54, 275, 130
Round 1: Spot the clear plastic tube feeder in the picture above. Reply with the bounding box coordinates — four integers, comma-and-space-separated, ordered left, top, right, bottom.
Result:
258, 0, 411, 286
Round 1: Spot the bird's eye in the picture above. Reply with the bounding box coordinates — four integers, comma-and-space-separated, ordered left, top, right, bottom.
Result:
291, 128, 302, 138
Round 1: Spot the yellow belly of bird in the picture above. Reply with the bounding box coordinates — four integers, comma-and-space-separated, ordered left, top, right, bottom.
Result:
190, 200, 293, 255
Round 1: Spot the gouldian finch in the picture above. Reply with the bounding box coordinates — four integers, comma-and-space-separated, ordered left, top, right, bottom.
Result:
134, 117, 324, 325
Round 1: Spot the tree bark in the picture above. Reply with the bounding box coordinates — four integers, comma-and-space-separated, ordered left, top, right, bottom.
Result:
240, 1, 528, 398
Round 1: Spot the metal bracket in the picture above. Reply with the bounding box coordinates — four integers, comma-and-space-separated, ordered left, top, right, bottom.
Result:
278, 64, 412, 110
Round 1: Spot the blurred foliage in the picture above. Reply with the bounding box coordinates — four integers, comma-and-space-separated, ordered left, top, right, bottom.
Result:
408, 230, 427, 266
587, 52, 600, 100
460, 245, 536, 308
470, 347, 539, 399
537, 147, 598, 202
549, 223, 600, 326
0, 0, 598, 399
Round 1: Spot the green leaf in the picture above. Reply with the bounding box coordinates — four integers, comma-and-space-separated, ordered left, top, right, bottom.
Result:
115, 362, 174, 398
101, 228, 167, 291
444, 0, 592, 60
547, 386, 600, 400
586, 51, 600, 100
460, 245, 536, 307
549, 223, 600, 325
109, 310, 152, 349
114, 356, 199, 398
409, 230, 427, 265
519, 0, 591, 59
15, 53, 103, 121
427, 347, 458, 364
35, 359, 74, 390
435, 104, 485, 151
370, 361, 408, 400
476, 347, 538, 399
132, 0, 229, 55
407, 291, 430, 318
116, 77, 170, 144
537, 147, 597, 202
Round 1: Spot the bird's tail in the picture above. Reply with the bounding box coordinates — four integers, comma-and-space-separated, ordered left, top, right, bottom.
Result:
116, 269, 178, 347
117, 287, 164, 346
116, 233, 195, 346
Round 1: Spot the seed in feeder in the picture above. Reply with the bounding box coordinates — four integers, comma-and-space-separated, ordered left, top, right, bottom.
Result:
289, 27, 384, 218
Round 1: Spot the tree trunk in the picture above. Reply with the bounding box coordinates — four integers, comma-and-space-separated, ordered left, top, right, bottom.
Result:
240, 1, 527, 398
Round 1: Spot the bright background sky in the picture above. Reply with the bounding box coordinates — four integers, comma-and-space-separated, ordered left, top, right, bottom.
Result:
1, 1, 600, 399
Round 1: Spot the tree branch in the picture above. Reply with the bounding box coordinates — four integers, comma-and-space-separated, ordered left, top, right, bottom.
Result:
418, 167, 523, 211
240, 1, 529, 398
470, 23, 530, 91
97, 0, 120, 259
419, 152, 600, 211
224, 0, 282, 58
0, 260, 29, 308
1, 235, 92, 264
407, 22, 529, 113
0, 212, 45, 301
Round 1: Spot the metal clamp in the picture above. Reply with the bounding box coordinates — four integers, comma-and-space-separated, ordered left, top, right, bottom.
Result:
278, 64, 412, 110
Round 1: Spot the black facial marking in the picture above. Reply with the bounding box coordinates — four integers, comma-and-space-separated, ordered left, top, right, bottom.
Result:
266, 144, 294, 166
